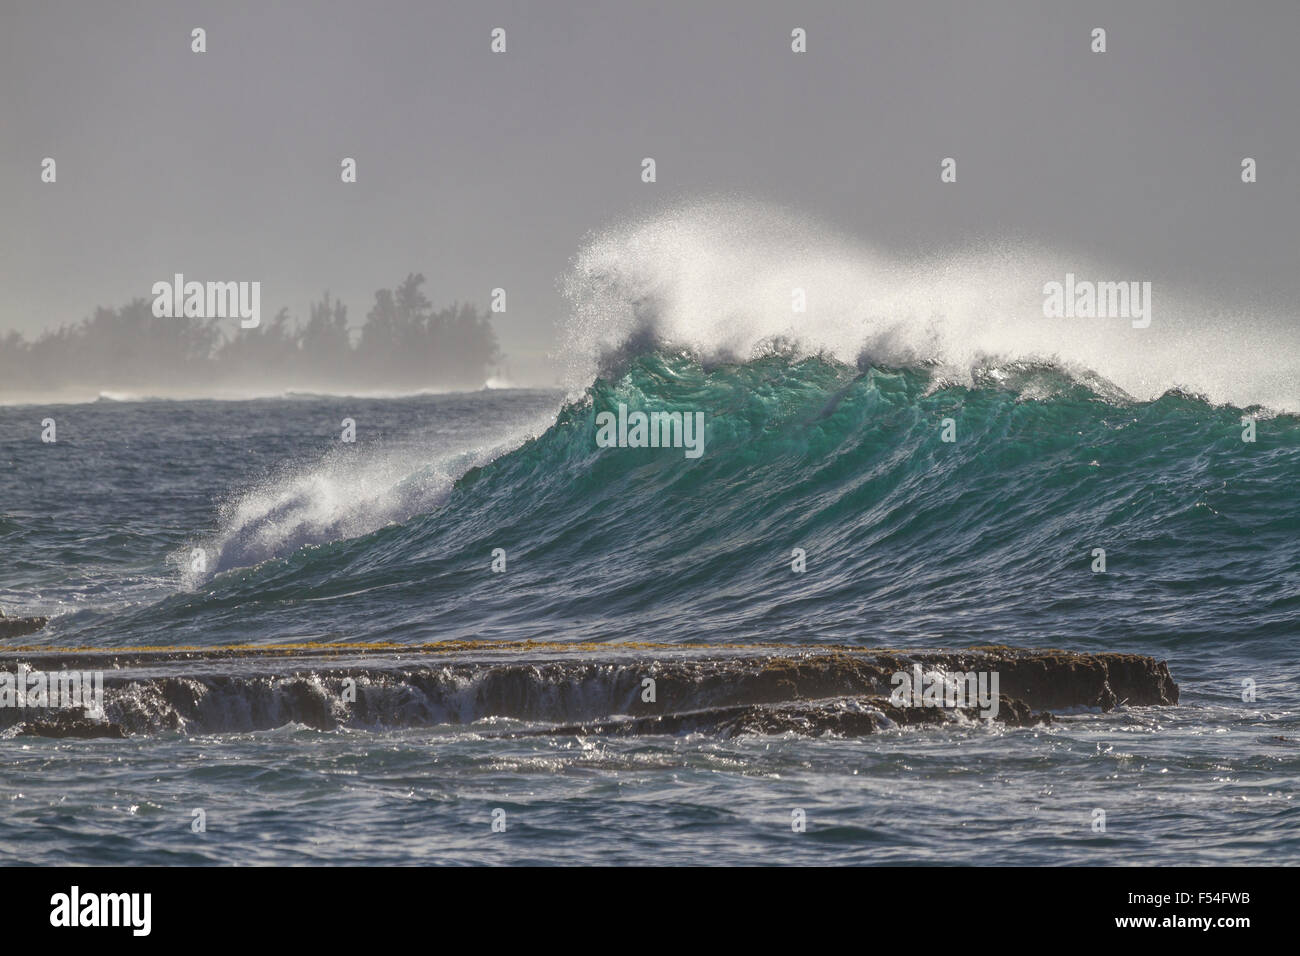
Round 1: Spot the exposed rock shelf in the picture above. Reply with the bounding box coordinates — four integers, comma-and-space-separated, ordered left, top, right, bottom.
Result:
0, 643, 1177, 739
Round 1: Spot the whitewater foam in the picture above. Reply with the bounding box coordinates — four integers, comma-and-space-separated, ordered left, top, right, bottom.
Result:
561, 199, 1299, 412
178, 405, 559, 583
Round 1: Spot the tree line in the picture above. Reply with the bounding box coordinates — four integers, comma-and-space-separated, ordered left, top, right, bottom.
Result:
0, 274, 501, 395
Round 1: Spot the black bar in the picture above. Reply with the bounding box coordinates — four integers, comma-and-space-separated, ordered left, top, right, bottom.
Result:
3, 866, 1279, 941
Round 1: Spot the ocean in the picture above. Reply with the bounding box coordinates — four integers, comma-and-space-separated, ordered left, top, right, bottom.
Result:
2, 349, 1297, 865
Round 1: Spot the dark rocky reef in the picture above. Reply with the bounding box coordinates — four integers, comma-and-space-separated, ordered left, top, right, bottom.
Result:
0, 610, 48, 640
16, 714, 128, 739
594, 647, 1178, 717
0, 643, 1176, 739
506, 694, 1051, 739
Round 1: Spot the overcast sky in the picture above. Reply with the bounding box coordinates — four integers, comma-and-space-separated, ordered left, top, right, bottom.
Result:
2, 0, 1297, 384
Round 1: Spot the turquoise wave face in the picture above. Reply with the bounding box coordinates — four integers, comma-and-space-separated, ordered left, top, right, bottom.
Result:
57, 351, 1297, 654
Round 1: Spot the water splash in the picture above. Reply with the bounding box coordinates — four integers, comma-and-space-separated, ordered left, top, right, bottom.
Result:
562, 199, 1299, 411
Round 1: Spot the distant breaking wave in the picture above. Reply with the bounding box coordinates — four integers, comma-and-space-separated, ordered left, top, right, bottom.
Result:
0, 381, 523, 408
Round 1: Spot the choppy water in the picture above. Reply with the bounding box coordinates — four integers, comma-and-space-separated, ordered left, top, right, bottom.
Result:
1, 359, 1296, 865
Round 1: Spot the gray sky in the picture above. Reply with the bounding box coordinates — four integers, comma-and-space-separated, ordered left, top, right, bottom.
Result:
2, 0, 1297, 384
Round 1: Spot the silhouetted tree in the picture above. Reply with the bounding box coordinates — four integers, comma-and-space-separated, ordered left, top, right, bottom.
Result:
0, 279, 503, 396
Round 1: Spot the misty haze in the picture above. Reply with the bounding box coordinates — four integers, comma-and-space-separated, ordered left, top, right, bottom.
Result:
0, 273, 501, 401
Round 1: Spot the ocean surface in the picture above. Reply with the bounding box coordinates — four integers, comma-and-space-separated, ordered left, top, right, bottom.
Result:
2, 352, 1297, 865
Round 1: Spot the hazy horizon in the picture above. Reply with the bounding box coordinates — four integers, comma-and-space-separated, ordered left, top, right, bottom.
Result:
3, 0, 1299, 391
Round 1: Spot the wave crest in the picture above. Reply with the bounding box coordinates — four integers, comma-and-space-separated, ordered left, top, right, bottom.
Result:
561, 199, 1299, 412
